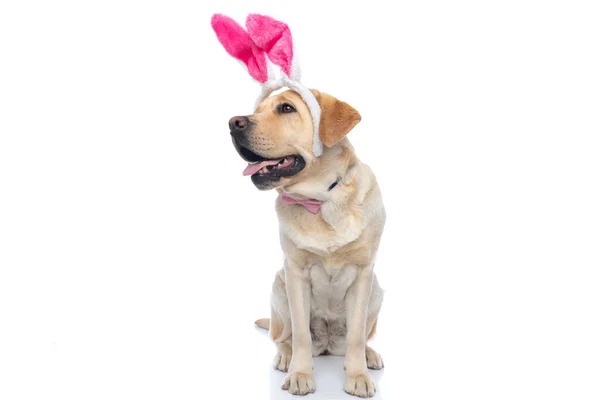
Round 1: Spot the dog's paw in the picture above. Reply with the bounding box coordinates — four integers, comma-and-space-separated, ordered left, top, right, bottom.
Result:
281, 371, 316, 396
366, 346, 384, 370
273, 345, 292, 372
344, 372, 376, 398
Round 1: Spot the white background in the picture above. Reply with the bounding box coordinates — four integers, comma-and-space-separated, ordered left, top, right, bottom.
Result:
1, 1, 599, 399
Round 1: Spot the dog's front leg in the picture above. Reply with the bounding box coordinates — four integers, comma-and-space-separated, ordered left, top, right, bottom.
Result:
344, 264, 376, 398
281, 259, 315, 395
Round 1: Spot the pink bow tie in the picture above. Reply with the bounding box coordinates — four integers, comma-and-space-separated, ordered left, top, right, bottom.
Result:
280, 194, 322, 214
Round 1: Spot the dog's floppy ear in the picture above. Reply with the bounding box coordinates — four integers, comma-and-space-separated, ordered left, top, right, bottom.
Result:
310, 89, 361, 148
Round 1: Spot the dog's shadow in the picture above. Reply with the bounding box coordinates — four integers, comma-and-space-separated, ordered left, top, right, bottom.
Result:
256, 328, 385, 399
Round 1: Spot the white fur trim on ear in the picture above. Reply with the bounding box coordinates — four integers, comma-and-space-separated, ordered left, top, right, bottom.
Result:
255, 78, 323, 158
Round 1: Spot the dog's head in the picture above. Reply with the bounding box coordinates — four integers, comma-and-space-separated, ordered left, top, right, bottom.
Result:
229, 89, 361, 190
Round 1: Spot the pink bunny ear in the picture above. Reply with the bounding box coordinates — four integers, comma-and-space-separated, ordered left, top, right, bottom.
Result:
246, 14, 294, 77
211, 14, 268, 83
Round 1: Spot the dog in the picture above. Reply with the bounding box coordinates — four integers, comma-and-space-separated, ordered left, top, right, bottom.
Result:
228, 88, 385, 398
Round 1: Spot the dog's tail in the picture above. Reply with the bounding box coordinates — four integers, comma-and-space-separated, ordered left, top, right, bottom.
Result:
255, 318, 270, 330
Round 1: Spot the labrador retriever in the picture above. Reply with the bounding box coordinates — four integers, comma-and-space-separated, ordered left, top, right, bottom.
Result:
228, 89, 385, 398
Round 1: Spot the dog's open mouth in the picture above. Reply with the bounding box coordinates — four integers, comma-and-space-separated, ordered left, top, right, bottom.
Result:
243, 156, 296, 176
234, 143, 305, 184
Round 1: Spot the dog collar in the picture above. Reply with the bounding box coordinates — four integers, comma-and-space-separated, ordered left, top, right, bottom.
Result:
280, 176, 340, 214
327, 177, 341, 192
211, 13, 324, 157
280, 194, 321, 214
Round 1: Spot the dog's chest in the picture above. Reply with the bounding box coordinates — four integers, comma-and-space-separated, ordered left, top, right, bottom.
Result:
309, 263, 358, 320
279, 213, 364, 255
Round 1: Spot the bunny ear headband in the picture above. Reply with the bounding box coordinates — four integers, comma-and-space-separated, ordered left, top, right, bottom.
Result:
211, 13, 323, 157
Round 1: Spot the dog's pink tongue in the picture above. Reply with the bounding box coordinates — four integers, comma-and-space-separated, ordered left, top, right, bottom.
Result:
242, 159, 282, 176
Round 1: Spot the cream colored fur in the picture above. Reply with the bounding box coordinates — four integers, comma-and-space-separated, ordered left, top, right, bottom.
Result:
239, 90, 385, 398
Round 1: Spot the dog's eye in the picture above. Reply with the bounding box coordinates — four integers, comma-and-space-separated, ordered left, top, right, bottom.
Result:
279, 103, 296, 114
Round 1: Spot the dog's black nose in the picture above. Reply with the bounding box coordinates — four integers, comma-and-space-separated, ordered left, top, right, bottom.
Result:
229, 116, 249, 131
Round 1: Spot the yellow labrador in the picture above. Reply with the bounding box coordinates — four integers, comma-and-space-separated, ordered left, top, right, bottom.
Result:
228, 89, 385, 398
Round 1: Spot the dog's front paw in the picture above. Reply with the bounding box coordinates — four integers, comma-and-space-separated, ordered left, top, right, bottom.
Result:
366, 346, 384, 370
273, 344, 292, 372
281, 371, 316, 396
344, 372, 376, 398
